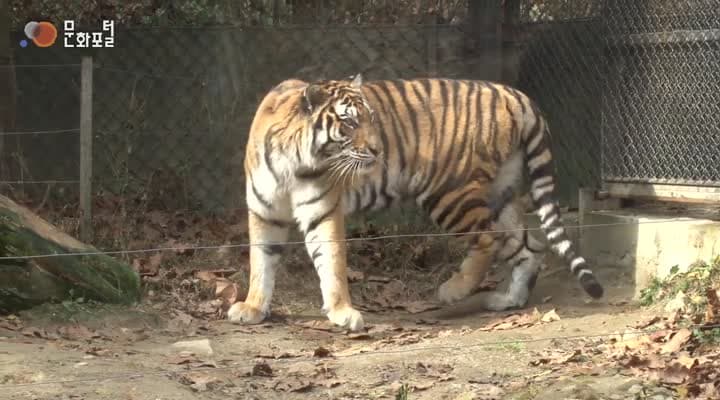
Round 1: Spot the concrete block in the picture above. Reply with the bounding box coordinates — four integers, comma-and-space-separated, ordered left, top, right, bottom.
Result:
579, 210, 720, 298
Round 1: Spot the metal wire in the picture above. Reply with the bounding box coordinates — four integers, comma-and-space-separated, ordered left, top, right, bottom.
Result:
0, 217, 691, 261
0, 64, 81, 68
3, 322, 718, 389
0, 180, 80, 185
0, 128, 80, 136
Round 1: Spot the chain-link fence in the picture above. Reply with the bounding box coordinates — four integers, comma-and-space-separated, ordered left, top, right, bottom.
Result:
602, 0, 720, 186
2, 0, 719, 244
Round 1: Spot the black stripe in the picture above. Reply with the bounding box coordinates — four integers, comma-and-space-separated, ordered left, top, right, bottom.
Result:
507, 87, 527, 114
261, 244, 283, 256
305, 198, 340, 234
445, 197, 490, 233
538, 205, 559, 224
570, 257, 586, 273
391, 80, 421, 173
507, 86, 527, 114
419, 79, 449, 197
270, 94, 294, 112
295, 166, 329, 180
296, 185, 334, 207
487, 83, 501, 164
506, 101, 519, 146
473, 166, 493, 181
456, 83, 477, 179
416, 80, 440, 196
526, 270, 538, 290
362, 185, 378, 212
311, 247, 323, 263
533, 188, 555, 207
524, 230, 545, 253
250, 178, 273, 209
363, 85, 393, 207
434, 187, 477, 228
249, 209, 292, 228
529, 162, 554, 184
526, 134, 547, 161
263, 127, 280, 182
500, 240, 524, 262
373, 82, 407, 171
439, 80, 461, 179
474, 83, 485, 160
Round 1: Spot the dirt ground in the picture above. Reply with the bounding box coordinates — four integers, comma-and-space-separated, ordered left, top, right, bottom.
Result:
2, 197, 717, 400
0, 255, 681, 400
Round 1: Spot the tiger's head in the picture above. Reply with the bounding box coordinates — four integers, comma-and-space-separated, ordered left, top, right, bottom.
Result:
301, 74, 381, 179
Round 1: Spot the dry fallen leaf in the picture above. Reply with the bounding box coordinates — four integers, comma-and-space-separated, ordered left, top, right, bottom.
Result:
479, 309, 541, 331
660, 328, 693, 354
178, 372, 222, 392
294, 320, 338, 332
216, 280, 241, 305
540, 309, 561, 323
347, 267, 365, 282
531, 349, 582, 366
705, 287, 720, 323
313, 347, 332, 358
634, 316, 662, 329
273, 377, 314, 393
132, 252, 163, 277
397, 300, 441, 314
251, 361, 274, 377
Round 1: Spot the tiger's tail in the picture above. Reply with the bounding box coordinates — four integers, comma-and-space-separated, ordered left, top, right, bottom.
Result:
522, 107, 604, 299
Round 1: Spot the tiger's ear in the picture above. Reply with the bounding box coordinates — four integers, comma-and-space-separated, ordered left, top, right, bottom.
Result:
303, 83, 330, 113
350, 73, 363, 88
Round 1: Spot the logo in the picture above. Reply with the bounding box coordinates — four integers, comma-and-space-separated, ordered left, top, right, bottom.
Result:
64, 20, 115, 48
21, 21, 58, 48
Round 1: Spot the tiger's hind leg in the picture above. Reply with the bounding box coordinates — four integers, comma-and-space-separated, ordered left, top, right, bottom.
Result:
479, 200, 547, 310
431, 182, 502, 304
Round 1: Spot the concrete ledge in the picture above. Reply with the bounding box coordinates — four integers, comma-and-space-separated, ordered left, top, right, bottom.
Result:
579, 210, 720, 298
523, 208, 719, 299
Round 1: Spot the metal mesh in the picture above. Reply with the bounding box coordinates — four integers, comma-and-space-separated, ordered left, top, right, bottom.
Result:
5, 0, 720, 225
602, 0, 720, 186
88, 26, 443, 212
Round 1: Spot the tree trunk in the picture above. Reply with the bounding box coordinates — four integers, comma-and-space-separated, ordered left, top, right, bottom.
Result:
0, 195, 141, 314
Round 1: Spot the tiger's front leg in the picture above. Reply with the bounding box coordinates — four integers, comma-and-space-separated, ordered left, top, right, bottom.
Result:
298, 196, 364, 331
227, 210, 290, 324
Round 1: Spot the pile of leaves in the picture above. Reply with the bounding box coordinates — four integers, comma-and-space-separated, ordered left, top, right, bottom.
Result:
526, 258, 720, 399
640, 258, 720, 313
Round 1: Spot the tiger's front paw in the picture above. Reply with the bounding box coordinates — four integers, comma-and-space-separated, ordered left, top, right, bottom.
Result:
437, 274, 475, 304
326, 306, 364, 331
227, 302, 266, 325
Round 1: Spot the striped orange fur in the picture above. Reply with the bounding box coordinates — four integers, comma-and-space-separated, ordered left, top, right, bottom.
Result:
228, 75, 604, 331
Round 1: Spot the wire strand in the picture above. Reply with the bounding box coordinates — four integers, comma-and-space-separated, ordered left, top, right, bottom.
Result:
95, 66, 214, 82
0, 64, 81, 68
0, 128, 80, 136
0, 180, 79, 185
3, 322, 717, 389
0, 217, 692, 260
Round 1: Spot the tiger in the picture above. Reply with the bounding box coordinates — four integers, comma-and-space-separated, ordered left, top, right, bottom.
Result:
227, 74, 604, 331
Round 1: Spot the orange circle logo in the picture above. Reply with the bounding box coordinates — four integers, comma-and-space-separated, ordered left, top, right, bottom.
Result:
24, 21, 58, 47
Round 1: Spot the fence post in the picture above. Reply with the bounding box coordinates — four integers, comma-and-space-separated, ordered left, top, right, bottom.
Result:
79, 56, 93, 242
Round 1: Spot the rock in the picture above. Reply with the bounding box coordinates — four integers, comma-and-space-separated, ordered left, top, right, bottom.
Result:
171, 338, 214, 355
454, 392, 477, 400
627, 384, 644, 395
